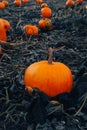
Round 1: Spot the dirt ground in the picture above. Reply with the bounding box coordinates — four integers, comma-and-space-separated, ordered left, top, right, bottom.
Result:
0, 0, 87, 130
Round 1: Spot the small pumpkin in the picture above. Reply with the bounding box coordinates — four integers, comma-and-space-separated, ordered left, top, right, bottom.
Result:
14, 0, 21, 6
22, 0, 29, 4
2, 0, 9, 7
41, 3, 48, 8
24, 25, 39, 35
0, 2, 5, 9
41, 7, 52, 18
0, 18, 10, 32
38, 18, 53, 31
24, 48, 73, 97
31, 26, 39, 35
36, 0, 43, 4
76, 0, 83, 4
0, 22, 7, 42
66, 0, 75, 6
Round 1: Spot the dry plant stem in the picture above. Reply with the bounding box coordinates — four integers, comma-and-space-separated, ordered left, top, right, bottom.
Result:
73, 93, 87, 116
5, 87, 10, 103
48, 47, 53, 64
50, 93, 87, 117
0, 53, 11, 62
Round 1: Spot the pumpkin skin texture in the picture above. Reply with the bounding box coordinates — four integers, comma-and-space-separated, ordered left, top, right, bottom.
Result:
24, 60, 73, 97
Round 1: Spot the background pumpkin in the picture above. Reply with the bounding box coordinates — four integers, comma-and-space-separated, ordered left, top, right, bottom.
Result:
76, 0, 83, 4
24, 48, 73, 97
14, 0, 21, 6
0, 18, 10, 32
24, 25, 39, 35
38, 18, 53, 31
2, 0, 9, 7
66, 0, 75, 6
0, 2, 5, 9
0, 22, 7, 42
41, 7, 52, 18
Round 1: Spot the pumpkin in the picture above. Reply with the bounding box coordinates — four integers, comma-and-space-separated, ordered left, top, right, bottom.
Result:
24, 48, 73, 97
24, 25, 39, 35
2, 0, 9, 7
0, 22, 7, 42
66, 0, 75, 6
41, 3, 48, 8
36, 0, 43, 4
0, 18, 10, 32
0, 2, 5, 9
76, 0, 83, 4
31, 26, 39, 35
41, 7, 52, 18
14, 0, 21, 6
22, 0, 29, 3
38, 18, 53, 31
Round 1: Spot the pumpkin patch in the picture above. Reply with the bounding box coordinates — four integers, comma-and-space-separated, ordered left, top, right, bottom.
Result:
0, 0, 87, 129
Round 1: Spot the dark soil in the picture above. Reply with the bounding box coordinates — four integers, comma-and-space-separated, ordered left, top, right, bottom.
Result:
0, 0, 87, 130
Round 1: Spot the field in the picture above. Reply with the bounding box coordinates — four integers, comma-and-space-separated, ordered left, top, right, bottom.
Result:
0, 0, 87, 130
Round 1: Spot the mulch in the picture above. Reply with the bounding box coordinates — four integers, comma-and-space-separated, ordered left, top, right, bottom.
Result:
0, 0, 87, 130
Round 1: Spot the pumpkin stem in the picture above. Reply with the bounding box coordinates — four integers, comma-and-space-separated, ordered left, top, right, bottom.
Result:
48, 47, 53, 64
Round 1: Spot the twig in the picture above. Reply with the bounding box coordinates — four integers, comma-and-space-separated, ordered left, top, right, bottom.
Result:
0, 53, 11, 62
73, 93, 87, 116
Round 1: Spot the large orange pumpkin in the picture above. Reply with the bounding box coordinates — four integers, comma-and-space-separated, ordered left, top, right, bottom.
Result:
24, 48, 73, 97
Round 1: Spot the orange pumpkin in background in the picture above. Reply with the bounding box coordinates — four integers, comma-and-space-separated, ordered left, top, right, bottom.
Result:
24, 25, 39, 35
2, 0, 9, 7
0, 22, 7, 42
0, 18, 10, 42
76, 0, 83, 4
0, 18, 10, 32
38, 18, 53, 31
0, 2, 5, 9
24, 48, 73, 97
41, 3, 48, 8
31, 26, 39, 35
14, 0, 21, 6
41, 7, 52, 18
66, 0, 75, 6
36, 0, 43, 4
22, 0, 29, 4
